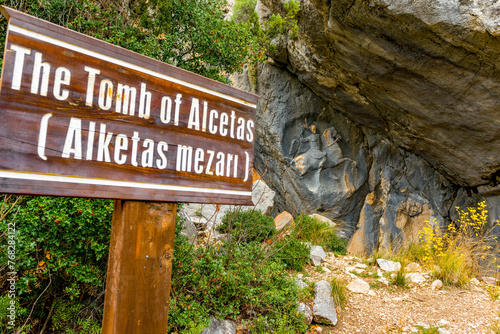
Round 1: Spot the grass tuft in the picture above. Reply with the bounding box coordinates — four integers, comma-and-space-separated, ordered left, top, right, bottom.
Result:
390, 267, 408, 288
330, 277, 348, 309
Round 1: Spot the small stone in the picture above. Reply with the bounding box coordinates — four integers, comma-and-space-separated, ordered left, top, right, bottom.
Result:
480, 276, 496, 285
297, 302, 313, 325
438, 329, 450, 334
295, 278, 309, 289
310, 246, 327, 266
377, 258, 401, 272
309, 213, 336, 227
347, 278, 370, 294
377, 270, 384, 277
470, 277, 480, 285
406, 262, 421, 272
367, 290, 377, 296
354, 263, 368, 269
274, 211, 294, 230
438, 319, 450, 327
345, 266, 357, 273
313, 281, 338, 325
431, 279, 443, 290
378, 277, 390, 286
406, 273, 426, 285
201, 317, 237, 334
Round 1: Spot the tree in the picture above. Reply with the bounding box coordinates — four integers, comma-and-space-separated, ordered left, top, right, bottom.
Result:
0, 0, 263, 83
0, 0, 262, 331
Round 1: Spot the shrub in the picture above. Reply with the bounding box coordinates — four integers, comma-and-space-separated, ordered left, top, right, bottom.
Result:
0, 195, 112, 332
390, 267, 408, 288
416, 201, 499, 286
294, 214, 347, 254
431, 245, 472, 287
218, 209, 276, 243
168, 222, 307, 333
272, 237, 310, 271
233, 0, 257, 23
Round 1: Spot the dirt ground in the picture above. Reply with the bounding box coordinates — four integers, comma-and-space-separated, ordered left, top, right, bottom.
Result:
302, 253, 499, 334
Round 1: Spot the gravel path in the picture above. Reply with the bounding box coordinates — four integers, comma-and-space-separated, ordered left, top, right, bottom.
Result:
303, 254, 499, 334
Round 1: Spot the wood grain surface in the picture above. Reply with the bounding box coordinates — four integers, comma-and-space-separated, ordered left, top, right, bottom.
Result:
101, 201, 177, 333
0, 6, 257, 204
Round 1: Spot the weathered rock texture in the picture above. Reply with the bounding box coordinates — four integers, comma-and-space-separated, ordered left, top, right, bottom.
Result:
233, 0, 500, 255
259, 0, 500, 188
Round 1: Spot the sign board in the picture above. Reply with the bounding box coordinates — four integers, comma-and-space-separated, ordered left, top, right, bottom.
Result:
0, 7, 257, 205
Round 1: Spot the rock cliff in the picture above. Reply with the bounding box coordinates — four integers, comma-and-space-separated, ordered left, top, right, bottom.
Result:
234, 0, 500, 254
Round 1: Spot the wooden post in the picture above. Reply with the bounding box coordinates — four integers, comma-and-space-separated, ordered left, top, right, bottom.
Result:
102, 201, 177, 333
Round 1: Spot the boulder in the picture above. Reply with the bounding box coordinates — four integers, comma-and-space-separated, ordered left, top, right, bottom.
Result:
297, 302, 313, 325
470, 278, 481, 286
201, 317, 237, 334
252, 178, 276, 215
177, 211, 198, 244
377, 259, 401, 272
257, 0, 500, 188
309, 214, 336, 227
312, 281, 338, 325
310, 246, 327, 266
274, 211, 294, 231
481, 277, 496, 285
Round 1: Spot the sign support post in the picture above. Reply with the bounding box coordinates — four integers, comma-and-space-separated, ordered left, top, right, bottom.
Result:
102, 201, 177, 333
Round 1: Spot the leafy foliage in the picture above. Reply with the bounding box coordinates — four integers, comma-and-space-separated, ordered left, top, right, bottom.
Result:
0, 195, 112, 332
294, 214, 347, 254
272, 237, 310, 271
264, 0, 299, 39
0, 0, 264, 83
330, 277, 348, 309
218, 209, 276, 243
169, 218, 307, 333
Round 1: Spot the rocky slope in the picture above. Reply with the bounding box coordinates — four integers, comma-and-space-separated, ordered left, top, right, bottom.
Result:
233, 0, 500, 254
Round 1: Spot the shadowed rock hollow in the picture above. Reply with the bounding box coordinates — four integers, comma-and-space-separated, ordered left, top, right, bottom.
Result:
234, 0, 500, 254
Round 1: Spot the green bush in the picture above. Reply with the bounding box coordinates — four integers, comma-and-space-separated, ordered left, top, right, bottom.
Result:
0, 195, 112, 332
169, 220, 307, 333
294, 214, 347, 254
272, 237, 310, 271
233, 0, 258, 23
218, 209, 276, 243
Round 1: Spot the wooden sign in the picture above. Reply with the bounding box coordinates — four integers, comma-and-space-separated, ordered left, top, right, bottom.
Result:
0, 7, 257, 205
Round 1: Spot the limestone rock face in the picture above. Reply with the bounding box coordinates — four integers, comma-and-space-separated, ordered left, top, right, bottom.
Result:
257, 0, 500, 188
232, 0, 500, 255
238, 62, 461, 254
